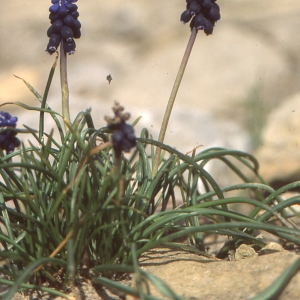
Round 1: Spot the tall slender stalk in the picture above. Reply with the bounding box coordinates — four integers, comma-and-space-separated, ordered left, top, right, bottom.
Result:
152, 27, 198, 178
60, 42, 71, 130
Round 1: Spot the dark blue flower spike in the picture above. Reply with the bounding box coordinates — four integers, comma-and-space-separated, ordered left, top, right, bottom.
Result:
105, 103, 136, 156
181, 0, 220, 35
0, 111, 21, 154
46, 0, 81, 55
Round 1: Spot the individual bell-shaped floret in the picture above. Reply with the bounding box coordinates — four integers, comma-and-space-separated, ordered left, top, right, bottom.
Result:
61, 26, 74, 43
194, 13, 206, 30
204, 19, 214, 35
73, 19, 81, 30
189, 1, 201, 15
180, 10, 193, 24
63, 39, 76, 55
71, 11, 79, 19
208, 3, 221, 22
49, 3, 60, 14
49, 12, 60, 23
202, 0, 213, 10
65, 3, 78, 12
46, 33, 61, 54
63, 14, 76, 27
58, 5, 68, 17
0, 112, 18, 127
47, 19, 64, 37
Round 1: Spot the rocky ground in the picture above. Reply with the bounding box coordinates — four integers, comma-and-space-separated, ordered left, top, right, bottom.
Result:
1, 1, 300, 299
11, 243, 300, 300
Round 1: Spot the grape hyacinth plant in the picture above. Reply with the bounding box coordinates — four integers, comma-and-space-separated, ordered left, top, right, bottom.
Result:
1, 1, 300, 299
152, 0, 220, 176
46, 0, 82, 126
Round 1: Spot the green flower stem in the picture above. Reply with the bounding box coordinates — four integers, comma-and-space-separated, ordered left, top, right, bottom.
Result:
152, 27, 198, 178
60, 41, 71, 130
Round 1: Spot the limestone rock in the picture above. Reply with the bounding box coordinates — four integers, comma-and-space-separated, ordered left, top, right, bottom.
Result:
255, 92, 300, 184
12, 248, 300, 300
259, 242, 285, 256
136, 247, 300, 300
235, 244, 258, 261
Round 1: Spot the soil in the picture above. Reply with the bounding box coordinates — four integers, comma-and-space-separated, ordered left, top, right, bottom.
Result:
10, 242, 300, 300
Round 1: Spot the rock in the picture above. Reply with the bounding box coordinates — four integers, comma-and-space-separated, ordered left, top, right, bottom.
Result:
259, 242, 285, 256
255, 92, 300, 185
12, 248, 300, 299
135, 247, 300, 300
235, 244, 258, 260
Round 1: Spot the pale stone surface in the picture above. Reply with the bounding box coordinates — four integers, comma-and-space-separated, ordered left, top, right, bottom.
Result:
259, 242, 285, 256
235, 244, 258, 260
255, 92, 300, 183
136, 247, 300, 300
12, 247, 300, 300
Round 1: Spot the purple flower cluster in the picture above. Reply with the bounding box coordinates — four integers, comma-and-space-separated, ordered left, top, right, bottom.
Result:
105, 103, 136, 156
46, 0, 81, 55
0, 112, 21, 154
108, 122, 136, 155
180, 0, 221, 35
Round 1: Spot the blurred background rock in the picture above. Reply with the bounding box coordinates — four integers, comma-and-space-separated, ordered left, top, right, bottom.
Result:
1, 0, 300, 188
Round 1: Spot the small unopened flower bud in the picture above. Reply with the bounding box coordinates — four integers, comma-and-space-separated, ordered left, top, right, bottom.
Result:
202, 0, 213, 10
180, 10, 193, 24
49, 12, 60, 23
189, 1, 201, 15
194, 13, 206, 30
65, 3, 78, 12
46, 33, 61, 54
63, 15, 76, 27
61, 26, 74, 42
58, 6, 68, 17
204, 19, 214, 35
71, 11, 80, 19
208, 3, 220, 22
63, 39, 76, 55
49, 3, 60, 14
47, 19, 64, 36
